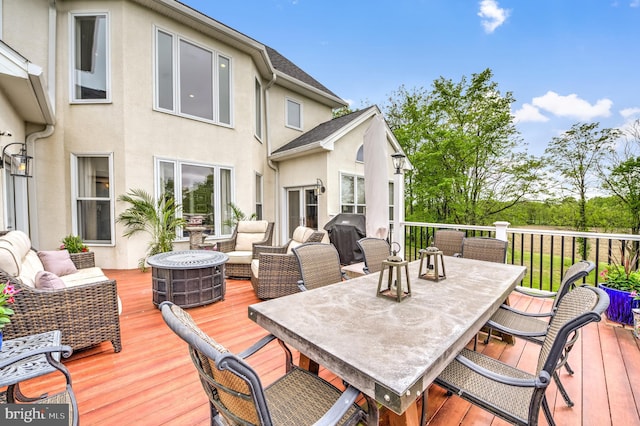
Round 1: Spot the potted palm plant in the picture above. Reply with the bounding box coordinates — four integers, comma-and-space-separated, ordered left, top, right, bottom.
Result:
116, 189, 186, 271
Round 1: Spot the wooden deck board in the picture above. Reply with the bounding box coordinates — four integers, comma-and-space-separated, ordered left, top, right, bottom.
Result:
2, 268, 640, 425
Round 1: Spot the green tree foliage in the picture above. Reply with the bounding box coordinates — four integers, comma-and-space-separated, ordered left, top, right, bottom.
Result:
544, 122, 619, 233
601, 119, 640, 234
117, 189, 187, 270
385, 69, 543, 225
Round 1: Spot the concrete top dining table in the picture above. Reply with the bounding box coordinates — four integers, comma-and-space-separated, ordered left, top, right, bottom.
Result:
248, 255, 527, 425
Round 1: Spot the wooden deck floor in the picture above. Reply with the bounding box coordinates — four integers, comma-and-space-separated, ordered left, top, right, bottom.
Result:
8, 268, 640, 425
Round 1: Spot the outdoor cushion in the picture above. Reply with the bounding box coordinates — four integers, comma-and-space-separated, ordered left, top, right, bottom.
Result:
19, 251, 46, 287
225, 251, 253, 264
3, 230, 32, 256
35, 271, 66, 290
236, 220, 269, 234
235, 221, 269, 251
60, 267, 109, 287
0, 240, 20, 276
286, 227, 316, 254
38, 250, 78, 276
251, 259, 260, 278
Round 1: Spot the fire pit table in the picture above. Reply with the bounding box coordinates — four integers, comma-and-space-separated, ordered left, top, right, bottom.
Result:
148, 250, 229, 308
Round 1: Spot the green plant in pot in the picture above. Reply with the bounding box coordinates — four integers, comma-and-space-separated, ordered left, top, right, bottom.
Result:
60, 234, 89, 253
117, 189, 186, 271
598, 244, 640, 325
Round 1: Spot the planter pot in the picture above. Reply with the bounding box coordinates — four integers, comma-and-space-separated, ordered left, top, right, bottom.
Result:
598, 283, 640, 326
634, 309, 640, 339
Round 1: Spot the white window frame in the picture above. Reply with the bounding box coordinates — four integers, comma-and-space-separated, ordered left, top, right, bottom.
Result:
154, 157, 235, 239
340, 173, 366, 214
153, 26, 233, 127
69, 11, 111, 103
255, 173, 263, 220
285, 97, 303, 130
71, 153, 115, 245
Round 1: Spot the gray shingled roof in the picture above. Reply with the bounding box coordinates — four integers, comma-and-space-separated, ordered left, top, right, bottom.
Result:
265, 46, 341, 99
272, 107, 374, 154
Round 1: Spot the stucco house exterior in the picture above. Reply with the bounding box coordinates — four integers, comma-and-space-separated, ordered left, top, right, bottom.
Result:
0, 0, 405, 269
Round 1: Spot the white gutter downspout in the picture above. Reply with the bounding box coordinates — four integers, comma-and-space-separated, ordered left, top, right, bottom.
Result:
264, 73, 280, 242
26, 125, 54, 249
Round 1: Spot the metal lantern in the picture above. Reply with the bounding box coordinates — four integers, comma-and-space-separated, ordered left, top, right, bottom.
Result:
418, 246, 446, 281
377, 242, 411, 302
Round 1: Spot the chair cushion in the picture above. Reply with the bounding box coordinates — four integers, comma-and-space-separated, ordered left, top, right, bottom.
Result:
225, 251, 254, 264
60, 267, 109, 287
2, 230, 32, 257
287, 227, 316, 254
251, 259, 260, 278
19, 251, 46, 287
0, 240, 20, 276
236, 220, 269, 233
35, 271, 66, 290
37, 250, 78, 276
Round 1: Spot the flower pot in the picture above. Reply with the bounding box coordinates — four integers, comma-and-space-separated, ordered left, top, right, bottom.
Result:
598, 283, 640, 326
634, 309, 640, 339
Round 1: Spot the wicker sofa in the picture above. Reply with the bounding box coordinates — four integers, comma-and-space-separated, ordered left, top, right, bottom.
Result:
0, 230, 122, 353
250, 226, 325, 299
216, 221, 274, 278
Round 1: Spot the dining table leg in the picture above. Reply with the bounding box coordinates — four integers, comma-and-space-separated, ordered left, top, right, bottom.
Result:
381, 400, 420, 426
298, 353, 320, 375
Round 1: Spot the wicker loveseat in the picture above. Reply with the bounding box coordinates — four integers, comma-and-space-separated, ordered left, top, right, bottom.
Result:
250, 226, 325, 299
0, 230, 122, 353
216, 221, 274, 278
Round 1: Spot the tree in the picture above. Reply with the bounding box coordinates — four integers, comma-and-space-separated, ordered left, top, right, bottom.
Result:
544, 122, 618, 233
117, 189, 187, 270
601, 119, 640, 234
385, 69, 543, 225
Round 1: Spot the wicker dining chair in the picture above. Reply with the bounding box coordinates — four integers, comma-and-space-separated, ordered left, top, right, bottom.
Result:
160, 301, 377, 426
460, 237, 508, 263
0, 340, 79, 426
434, 285, 609, 426
483, 260, 595, 407
433, 229, 465, 257
293, 243, 345, 291
356, 237, 390, 274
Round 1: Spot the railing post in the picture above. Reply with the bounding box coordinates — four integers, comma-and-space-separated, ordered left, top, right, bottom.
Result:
494, 221, 510, 242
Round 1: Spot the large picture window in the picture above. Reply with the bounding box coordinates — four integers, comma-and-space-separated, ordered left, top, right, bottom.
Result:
155, 28, 232, 125
340, 173, 365, 214
70, 13, 110, 102
156, 158, 234, 238
72, 154, 114, 244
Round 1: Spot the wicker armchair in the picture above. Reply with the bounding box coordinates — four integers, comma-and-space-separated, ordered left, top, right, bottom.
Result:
160, 301, 377, 425
433, 229, 465, 256
217, 221, 274, 278
356, 237, 390, 274
250, 227, 324, 299
484, 260, 595, 407
1, 272, 122, 353
434, 285, 609, 426
293, 243, 345, 291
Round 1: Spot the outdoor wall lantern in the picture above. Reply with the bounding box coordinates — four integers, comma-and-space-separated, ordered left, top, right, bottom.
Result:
377, 242, 411, 302
391, 152, 406, 175
0, 142, 33, 177
315, 178, 326, 195
418, 246, 446, 282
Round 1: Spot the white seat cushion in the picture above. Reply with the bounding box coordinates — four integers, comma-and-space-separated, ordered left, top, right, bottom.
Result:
60, 267, 109, 287
251, 259, 260, 278
225, 251, 253, 264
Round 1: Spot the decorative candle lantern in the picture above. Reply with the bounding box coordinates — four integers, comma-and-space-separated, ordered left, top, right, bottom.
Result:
377, 242, 411, 302
418, 246, 446, 281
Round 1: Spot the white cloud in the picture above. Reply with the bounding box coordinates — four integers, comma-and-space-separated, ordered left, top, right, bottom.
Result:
621, 107, 640, 119
631, 0, 640, 8
531, 91, 613, 120
513, 104, 549, 123
478, 0, 510, 33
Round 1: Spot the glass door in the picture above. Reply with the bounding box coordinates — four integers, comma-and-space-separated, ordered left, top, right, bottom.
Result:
287, 187, 318, 238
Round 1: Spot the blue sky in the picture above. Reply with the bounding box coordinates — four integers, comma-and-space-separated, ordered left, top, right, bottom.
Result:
181, 0, 640, 156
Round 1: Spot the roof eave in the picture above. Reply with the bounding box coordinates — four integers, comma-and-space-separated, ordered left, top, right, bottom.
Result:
275, 71, 347, 109
270, 142, 329, 162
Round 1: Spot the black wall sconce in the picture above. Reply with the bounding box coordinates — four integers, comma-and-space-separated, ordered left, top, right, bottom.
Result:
1, 142, 33, 177
315, 178, 326, 195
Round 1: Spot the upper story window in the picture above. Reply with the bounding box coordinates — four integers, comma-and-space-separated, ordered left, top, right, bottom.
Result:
286, 97, 302, 130
356, 144, 364, 163
72, 154, 114, 244
155, 27, 232, 125
70, 13, 110, 102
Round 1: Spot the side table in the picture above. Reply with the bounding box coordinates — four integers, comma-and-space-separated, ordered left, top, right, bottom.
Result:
148, 250, 229, 308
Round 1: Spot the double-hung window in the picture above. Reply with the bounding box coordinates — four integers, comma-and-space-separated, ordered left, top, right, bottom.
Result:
70, 12, 110, 102
156, 158, 234, 238
255, 173, 263, 220
72, 154, 114, 244
286, 97, 302, 130
340, 173, 365, 214
155, 28, 232, 125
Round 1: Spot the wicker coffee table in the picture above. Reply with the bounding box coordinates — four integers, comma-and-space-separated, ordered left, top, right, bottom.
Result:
148, 250, 229, 308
